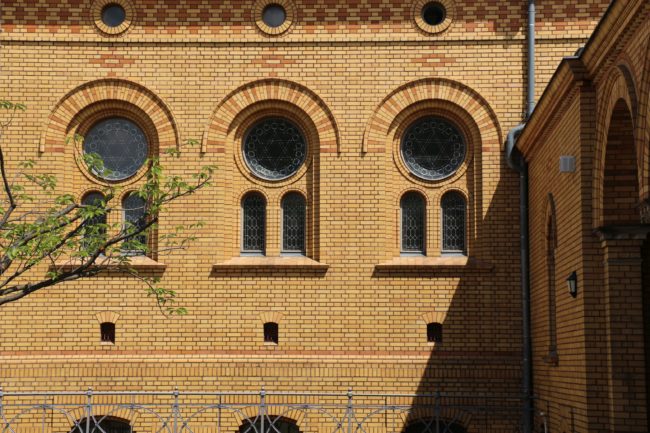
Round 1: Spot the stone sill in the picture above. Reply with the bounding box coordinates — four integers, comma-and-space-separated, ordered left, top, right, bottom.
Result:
53, 256, 166, 272
374, 256, 493, 272
212, 256, 329, 272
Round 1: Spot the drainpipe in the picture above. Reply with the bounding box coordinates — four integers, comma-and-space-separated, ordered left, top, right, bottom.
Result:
505, 2, 535, 433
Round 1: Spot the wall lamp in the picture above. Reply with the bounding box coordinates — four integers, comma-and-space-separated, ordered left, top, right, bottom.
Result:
566, 271, 578, 298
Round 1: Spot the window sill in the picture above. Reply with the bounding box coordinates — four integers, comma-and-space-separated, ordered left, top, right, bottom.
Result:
53, 256, 166, 272
211, 256, 329, 274
374, 256, 493, 272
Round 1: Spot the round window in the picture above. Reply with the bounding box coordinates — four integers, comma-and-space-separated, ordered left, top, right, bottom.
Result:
262, 4, 287, 28
101, 4, 127, 27
401, 117, 466, 180
243, 118, 307, 181
421, 2, 446, 26
83, 117, 149, 181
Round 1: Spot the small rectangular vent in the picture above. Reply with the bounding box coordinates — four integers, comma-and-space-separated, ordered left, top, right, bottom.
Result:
559, 156, 576, 173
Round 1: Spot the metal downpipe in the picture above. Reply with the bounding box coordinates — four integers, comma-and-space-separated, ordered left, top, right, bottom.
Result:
504, 1, 535, 432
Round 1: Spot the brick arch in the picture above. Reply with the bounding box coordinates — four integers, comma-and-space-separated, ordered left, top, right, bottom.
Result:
593, 66, 642, 227
40, 78, 180, 153
204, 79, 340, 154
362, 78, 502, 153
641, 37, 650, 199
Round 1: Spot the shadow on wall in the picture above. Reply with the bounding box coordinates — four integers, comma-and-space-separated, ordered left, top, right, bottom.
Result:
390, 155, 523, 433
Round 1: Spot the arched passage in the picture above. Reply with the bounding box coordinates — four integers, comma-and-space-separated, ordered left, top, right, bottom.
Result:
596, 95, 650, 432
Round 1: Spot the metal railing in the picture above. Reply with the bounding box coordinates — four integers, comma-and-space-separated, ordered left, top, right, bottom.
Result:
0, 389, 524, 433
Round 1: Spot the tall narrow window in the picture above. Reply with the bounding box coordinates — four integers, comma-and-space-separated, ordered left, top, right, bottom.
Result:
401, 192, 426, 254
281, 192, 306, 254
426, 322, 443, 343
100, 322, 116, 344
264, 322, 279, 344
441, 191, 466, 254
122, 193, 147, 255
546, 202, 559, 365
242, 192, 266, 254
81, 192, 107, 250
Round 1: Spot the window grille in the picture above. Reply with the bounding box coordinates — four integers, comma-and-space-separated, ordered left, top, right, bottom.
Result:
81, 192, 107, 249
122, 193, 147, 255
400, 116, 466, 181
401, 192, 426, 254
441, 191, 466, 253
83, 117, 149, 181
239, 417, 299, 433
242, 193, 266, 254
243, 118, 307, 180
282, 193, 306, 253
74, 418, 131, 433
404, 418, 466, 433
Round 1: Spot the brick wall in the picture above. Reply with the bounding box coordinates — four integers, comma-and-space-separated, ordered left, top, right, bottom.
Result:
0, 1, 610, 432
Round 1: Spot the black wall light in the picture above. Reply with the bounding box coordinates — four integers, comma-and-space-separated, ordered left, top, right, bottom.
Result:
567, 271, 578, 298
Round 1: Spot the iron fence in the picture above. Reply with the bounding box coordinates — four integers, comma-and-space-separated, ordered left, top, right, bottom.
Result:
0, 389, 526, 433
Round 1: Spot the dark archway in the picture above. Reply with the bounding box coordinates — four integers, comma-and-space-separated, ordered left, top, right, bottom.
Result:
603, 99, 639, 225
71, 417, 132, 433
238, 416, 300, 433
598, 97, 649, 431
403, 417, 467, 433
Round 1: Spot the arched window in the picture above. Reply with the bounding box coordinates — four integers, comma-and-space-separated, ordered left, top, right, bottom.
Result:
81, 191, 107, 249
72, 418, 132, 433
264, 322, 279, 344
242, 192, 266, 254
401, 192, 426, 255
545, 196, 558, 365
281, 192, 306, 254
239, 417, 299, 433
122, 193, 147, 255
441, 191, 466, 254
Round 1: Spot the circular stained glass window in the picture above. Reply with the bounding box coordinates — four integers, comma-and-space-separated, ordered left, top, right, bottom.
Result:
401, 117, 466, 180
243, 118, 307, 180
101, 4, 127, 27
262, 4, 287, 28
83, 117, 149, 181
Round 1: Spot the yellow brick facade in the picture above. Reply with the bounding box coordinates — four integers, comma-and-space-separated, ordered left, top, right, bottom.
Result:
0, 1, 625, 432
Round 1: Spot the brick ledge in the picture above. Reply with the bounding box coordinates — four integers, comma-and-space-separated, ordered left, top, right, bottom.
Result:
374, 256, 493, 272
212, 256, 329, 272
53, 256, 166, 271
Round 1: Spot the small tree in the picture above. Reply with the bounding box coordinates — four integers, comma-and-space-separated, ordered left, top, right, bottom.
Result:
0, 101, 214, 314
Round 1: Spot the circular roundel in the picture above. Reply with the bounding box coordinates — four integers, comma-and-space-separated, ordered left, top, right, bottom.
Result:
83, 117, 149, 181
400, 116, 466, 181
243, 117, 307, 181
421, 2, 446, 26
262, 4, 287, 28
101, 3, 127, 27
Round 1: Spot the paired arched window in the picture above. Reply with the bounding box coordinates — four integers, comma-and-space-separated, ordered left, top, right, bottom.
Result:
401, 192, 426, 254
281, 192, 306, 254
441, 191, 466, 254
81, 191, 107, 249
242, 192, 267, 254
399, 191, 466, 255
122, 193, 147, 255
